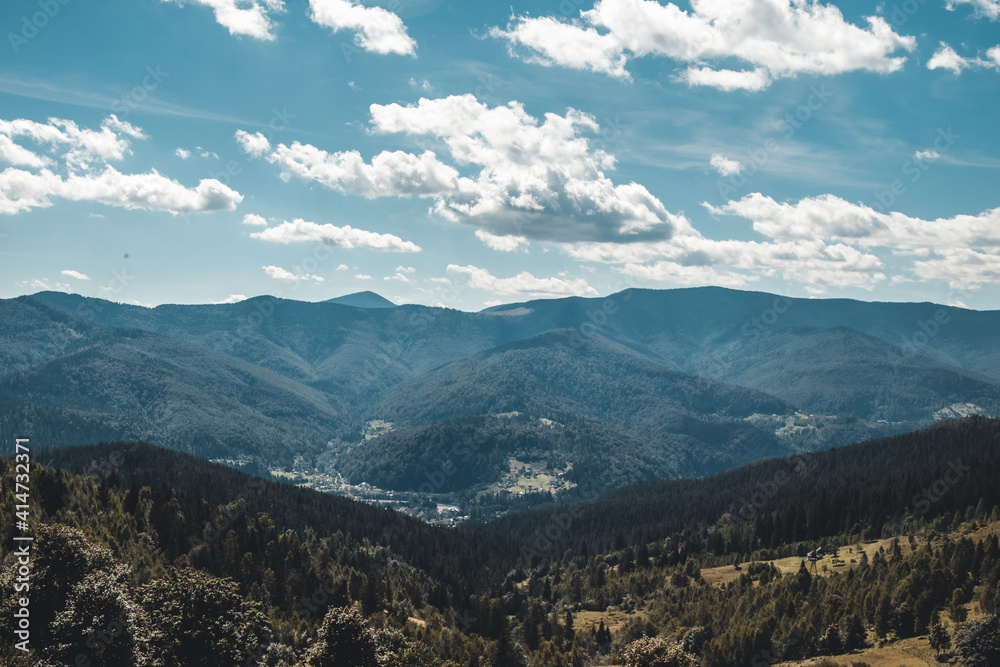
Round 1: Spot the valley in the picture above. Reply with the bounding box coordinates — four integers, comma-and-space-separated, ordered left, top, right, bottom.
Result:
2, 288, 1000, 666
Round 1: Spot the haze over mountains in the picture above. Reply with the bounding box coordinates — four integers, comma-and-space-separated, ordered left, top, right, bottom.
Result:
1, 287, 998, 499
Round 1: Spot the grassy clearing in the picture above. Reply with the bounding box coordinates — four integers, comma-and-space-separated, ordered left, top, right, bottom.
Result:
488, 458, 577, 496
773, 634, 937, 666
573, 609, 644, 635
701, 534, 927, 587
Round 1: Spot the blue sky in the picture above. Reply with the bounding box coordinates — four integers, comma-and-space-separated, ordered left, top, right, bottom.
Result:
0, 0, 998, 310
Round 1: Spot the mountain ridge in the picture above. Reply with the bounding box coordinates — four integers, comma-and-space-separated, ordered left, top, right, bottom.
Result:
4, 287, 999, 499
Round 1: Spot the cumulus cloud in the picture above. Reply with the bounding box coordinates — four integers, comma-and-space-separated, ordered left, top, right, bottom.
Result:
265, 144, 460, 197
250, 218, 421, 252
681, 67, 772, 91
239, 95, 687, 244
475, 229, 529, 252
242, 213, 268, 226
211, 293, 248, 303
0, 115, 145, 169
234, 130, 272, 157
710, 153, 743, 176
927, 42, 1000, 73
914, 150, 941, 161
0, 114, 241, 216
705, 193, 1000, 253
567, 234, 886, 292
0, 166, 241, 215
490, 0, 915, 90
384, 265, 416, 282
61, 269, 90, 280
263, 265, 324, 283
913, 249, 1000, 289
175, 148, 191, 159
161, 0, 286, 40
18, 278, 70, 292
309, 0, 416, 55
693, 193, 1000, 290
446, 264, 598, 297
355, 273, 373, 280
946, 0, 1000, 20
928, 43, 973, 73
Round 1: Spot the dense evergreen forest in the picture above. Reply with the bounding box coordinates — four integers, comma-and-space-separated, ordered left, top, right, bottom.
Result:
0, 417, 997, 666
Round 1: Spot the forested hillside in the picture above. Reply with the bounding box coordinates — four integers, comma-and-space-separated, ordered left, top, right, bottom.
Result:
1, 417, 997, 666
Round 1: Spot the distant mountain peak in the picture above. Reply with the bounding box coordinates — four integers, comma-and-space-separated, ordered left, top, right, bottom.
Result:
325, 291, 397, 309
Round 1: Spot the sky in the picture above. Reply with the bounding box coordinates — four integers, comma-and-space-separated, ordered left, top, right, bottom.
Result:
0, 0, 998, 311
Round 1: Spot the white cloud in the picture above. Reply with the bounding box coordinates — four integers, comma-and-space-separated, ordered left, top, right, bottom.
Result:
175, 147, 191, 159
0, 166, 242, 215
0, 114, 145, 169
250, 218, 421, 252
688, 193, 1000, 290
0, 135, 52, 169
491, 15, 629, 78
162, 0, 286, 41
705, 193, 1000, 253
616, 261, 756, 287
446, 264, 598, 297
914, 149, 941, 161
336, 263, 349, 271
263, 265, 324, 283
384, 266, 416, 282
681, 67, 772, 91
490, 0, 915, 90
568, 234, 886, 292
913, 249, 1000, 289
61, 269, 89, 280
234, 130, 272, 157
408, 77, 433, 91
0, 114, 241, 216
355, 273, 373, 280
242, 213, 268, 226
211, 293, 248, 303
241, 95, 687, 244
927, 41, 1000, 73
309, 0, 416, 55
18, 278, 70, 292
946, 0, 1000, 20
264, 143, 460, 197
928, 43, 972, 73
197, 147, 219, 159
475, 229, 529, 252
710, 153, 743, 176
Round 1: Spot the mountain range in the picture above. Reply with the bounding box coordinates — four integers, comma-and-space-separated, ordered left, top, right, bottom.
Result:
2, 286, 998, 500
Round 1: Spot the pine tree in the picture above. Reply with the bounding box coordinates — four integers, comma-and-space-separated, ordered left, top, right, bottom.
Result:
929, 622, 950, 655
305, 606, 379, 667
842, 614, 866, 650
489, 626, 528, 667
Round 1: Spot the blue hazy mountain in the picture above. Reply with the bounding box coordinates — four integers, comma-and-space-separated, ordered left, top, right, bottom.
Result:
3, 287, 997, 489
325, 291, 397, 309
